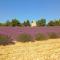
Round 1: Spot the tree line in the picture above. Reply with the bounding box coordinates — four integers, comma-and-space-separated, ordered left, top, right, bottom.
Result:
0, 18, 60, 27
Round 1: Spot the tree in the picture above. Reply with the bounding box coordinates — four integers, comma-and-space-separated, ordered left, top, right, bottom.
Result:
54, 20, 59, 26
5, 20, 11, 26
47, 19, 60, 26
0, 23, 3, 26
11, 19, 22, 26
58, 19, 60, 26
23, 20, 31, 27
47, 20, 55, 26
36, 18, 46, 26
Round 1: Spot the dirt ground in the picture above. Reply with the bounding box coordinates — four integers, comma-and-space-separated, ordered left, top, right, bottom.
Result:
0, 39, 60, 60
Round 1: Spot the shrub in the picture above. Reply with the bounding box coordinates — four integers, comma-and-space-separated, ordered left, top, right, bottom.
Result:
17, 33, 33, 42
0, 34, 14, 45
35, 33, 48, 41
48, 32, 59, 39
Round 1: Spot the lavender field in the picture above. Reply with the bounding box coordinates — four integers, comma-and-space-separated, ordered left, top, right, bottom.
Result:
0, 26, 60, 60
0, 26, 60, 45
0, 26, 60, 41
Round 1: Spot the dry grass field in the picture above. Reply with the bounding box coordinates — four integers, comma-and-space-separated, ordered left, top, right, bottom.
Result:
0, 39, 60, 60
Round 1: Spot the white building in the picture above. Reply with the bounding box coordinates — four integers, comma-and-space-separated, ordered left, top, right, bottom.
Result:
31, 20, 36, 27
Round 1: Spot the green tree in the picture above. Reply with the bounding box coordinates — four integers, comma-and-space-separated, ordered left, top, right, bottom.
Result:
0, 23, 3, 26
47, 19, 60, 26
36, 18, 46, 26
54, 20, 59, 26
57, 19, 60, 26
47, 20, 55, 26
23, 20, 31, 27
5, 20, 11, 26
11, 19, 22, 26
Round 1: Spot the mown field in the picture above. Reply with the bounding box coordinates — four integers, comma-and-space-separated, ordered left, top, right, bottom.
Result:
0, 39, 60, 60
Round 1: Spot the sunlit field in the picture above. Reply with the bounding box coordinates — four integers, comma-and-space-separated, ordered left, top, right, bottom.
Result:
0, 39, 60, 60
0, 0, 60, 60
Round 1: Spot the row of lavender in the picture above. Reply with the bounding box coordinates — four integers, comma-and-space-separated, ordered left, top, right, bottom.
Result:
0, 26, 60, 36
0, 26, 60, 45
0, 26, 60, 38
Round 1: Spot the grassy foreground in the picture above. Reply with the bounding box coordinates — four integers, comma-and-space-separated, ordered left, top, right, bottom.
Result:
0, 39, 60, 60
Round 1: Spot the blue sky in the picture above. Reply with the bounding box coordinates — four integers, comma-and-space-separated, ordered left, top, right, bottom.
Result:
0, 0, 60, 23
